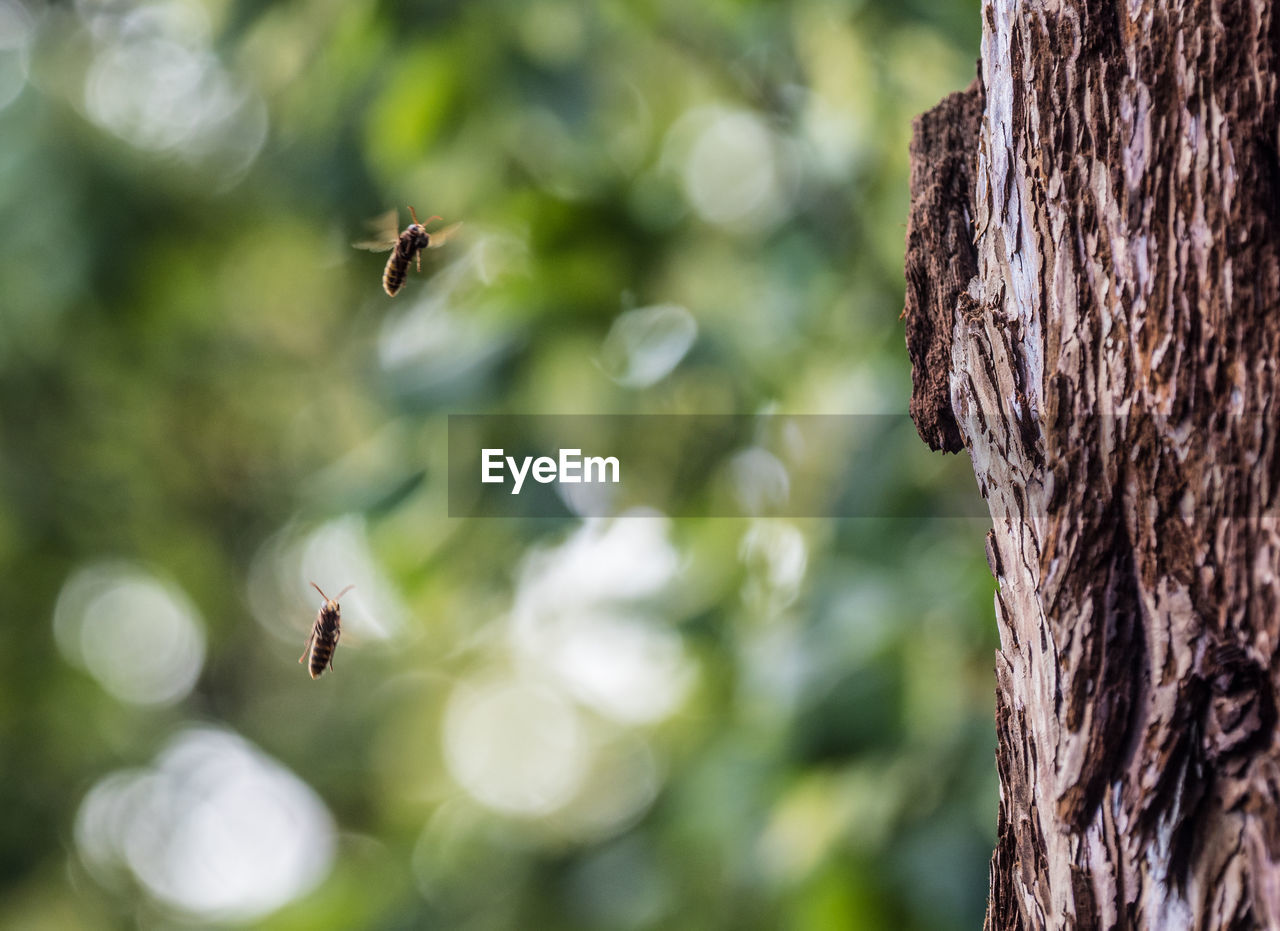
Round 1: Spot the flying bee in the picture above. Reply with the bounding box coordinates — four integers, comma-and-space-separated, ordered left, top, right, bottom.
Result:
299, 582, 354, 679
353, 206, 462, 296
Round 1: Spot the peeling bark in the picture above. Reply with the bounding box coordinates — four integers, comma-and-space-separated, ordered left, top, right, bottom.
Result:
906, 2, 1280, 928
904, 78, 984, 454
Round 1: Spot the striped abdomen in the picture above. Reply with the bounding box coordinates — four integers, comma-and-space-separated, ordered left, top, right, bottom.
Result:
305, 606, 342, 678
382, 226, 430, 296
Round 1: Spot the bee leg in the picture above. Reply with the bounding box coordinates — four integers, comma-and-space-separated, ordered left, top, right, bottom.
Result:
415, 252, 422, 273
298, 631, 314, 664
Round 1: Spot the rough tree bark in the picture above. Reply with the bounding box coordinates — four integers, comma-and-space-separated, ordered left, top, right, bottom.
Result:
905, 3, 1280, 929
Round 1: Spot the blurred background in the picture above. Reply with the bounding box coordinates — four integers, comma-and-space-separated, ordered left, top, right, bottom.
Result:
0, 0, 995, 927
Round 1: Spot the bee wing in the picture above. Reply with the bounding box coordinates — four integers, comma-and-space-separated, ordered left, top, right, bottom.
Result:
426, 222, 463, 249
352, 209, 401, 251
352, 238, 397, 252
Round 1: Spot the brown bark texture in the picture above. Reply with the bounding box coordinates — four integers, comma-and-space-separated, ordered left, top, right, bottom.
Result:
904, 2, 1280, 929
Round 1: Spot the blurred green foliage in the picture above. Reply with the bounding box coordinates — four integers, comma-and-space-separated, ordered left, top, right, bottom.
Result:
0, 0, 994, 927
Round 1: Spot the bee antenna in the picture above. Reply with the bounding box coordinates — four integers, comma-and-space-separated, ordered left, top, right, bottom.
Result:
310, 581, 329, 601
423, 215, 443, 226
408, 206, 419, 225
334, 585, 356, 601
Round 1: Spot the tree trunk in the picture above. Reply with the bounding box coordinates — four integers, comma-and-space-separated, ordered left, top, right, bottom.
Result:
904, 3, 1280, 928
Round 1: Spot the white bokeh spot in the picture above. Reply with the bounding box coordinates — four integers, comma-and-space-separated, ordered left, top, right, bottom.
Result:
53, 561, 206, 706
75, 728, 336, 922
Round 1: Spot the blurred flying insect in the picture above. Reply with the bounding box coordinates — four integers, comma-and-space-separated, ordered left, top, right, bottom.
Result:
299, 582, 354, 679
353, 206, 462, 296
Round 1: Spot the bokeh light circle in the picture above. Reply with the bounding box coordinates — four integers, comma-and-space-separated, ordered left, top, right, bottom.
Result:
53, 561, 206, 705
75, 728, 336, 922
444, 674, 588, 816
